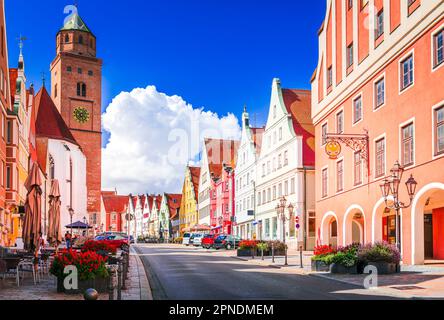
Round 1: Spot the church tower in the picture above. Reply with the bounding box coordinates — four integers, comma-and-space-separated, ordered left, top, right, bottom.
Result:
50, 11, 102, 224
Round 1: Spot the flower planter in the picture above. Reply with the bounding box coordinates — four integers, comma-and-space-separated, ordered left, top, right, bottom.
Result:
237, 249, 256, 257
57, 276, 109, 294
366, 262, 399, 275
259, 249, 286, 257
330, 263, 358, 274
311, 260, 330, 272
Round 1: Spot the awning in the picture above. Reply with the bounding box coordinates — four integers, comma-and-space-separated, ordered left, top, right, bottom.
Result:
65, 221, 93, 229
211, 225, 222, 231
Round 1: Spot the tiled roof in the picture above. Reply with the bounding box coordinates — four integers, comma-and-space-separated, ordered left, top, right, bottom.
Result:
281, 89, 315, 167
166, 194, 182, 220
102, 194, 128, 213
34, 87, 79, 147
205, 138, 240, 179
189, 166, 201, 201
61, 13, 92, 33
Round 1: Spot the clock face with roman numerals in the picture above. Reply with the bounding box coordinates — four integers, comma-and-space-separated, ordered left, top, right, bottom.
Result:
73, 107, 90, 124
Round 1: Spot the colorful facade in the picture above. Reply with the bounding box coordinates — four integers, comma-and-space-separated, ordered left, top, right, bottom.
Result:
102, 191, 127, 232
179, 166, 200, 235
311, 0, 444, 264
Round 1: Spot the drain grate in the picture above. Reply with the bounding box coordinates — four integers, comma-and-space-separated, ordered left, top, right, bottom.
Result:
391, 286, 426, 291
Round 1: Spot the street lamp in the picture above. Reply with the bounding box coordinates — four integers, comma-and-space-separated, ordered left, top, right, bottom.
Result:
68, 207, 75, 236
83, 216, 88, 238
379, 161, 418, 253
275, 196, 293, 266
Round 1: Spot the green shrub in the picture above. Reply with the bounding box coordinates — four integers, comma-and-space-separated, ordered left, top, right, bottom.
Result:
312, 253, 336, 265
331, 252, 358, 267
257, 242, 269, 252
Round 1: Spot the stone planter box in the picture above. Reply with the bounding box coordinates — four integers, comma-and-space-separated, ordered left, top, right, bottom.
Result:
259, 249, 286, 257
237, 249, 256, 257
366, 262, 399, 275
330, 263, 358, 274
57, 277, 109, 294
311, 260, 330, 272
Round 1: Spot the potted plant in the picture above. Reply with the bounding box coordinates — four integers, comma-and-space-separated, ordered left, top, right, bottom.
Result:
311, 245, 335, 272
265, 241, 287, 256
330, 243, 362, 274
357, 242, 401, 274
257, 242, 269, 260
237, 240, 258, 257
50, 249, 110, 294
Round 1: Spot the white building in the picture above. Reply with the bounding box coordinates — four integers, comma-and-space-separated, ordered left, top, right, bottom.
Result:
255, 79, 316, 251
34, 87, 87, 235
234, 107, 264, 240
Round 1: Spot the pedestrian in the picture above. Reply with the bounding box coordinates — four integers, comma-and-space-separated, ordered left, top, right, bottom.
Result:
65, 232, 72, 249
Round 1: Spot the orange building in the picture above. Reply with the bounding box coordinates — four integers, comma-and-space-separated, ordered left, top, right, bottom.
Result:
0, 0, 10, 247
311, 0, 444, 265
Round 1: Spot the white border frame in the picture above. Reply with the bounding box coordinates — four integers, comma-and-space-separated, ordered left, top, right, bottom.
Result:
398, 48, 415, 95
398, 117, 416, 169
335, 107, 345, 134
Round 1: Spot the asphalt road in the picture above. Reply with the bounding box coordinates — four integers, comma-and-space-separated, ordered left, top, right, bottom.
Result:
135, 244, 400, 300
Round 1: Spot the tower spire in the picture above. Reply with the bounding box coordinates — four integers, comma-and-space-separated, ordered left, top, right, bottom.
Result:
17, 34, 27, 57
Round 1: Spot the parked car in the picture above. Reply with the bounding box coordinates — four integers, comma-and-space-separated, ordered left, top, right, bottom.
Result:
103, 234, 129, 249
214, 235, 243, 250
192, 234, 205, 247
182, 233, 192, 246
201, 234, 218, 249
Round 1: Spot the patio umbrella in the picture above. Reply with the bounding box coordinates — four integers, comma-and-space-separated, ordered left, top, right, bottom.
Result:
47, 179, 62, 247
22, 162, 42, 252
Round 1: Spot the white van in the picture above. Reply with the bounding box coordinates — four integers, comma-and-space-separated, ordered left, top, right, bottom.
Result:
182, 233, 192, 246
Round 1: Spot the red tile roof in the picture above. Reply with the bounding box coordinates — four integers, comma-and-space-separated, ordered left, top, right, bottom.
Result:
205, 138, 240, 179
189, 166, 201, 200
166, 194, 182, 220
102, 194, 128, 213
131, 196, 138, 209
281, 89, 315, 167
34, 87, 79, 147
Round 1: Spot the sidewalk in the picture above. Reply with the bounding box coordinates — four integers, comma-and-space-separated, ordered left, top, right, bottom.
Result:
230, 251, 444, 299
0, 248, 152, 300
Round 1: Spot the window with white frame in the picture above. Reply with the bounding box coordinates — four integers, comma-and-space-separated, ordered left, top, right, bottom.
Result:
434, 28, 444, 68
375, 77, 385, 109
353, 96, 363, 124
337, 160, 344, 192
435, 106, 444, 155
354, 152, 363, 185
336, 111, 344, 134
375, 138, 386, 178
401, 55, 414, 91
322, 168, 328, 198
402, 123, 414, 166
375, 9, 384, 39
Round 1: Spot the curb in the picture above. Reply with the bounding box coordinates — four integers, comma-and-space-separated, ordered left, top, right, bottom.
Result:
231, 256, 312, 271
130, 246, 153, 300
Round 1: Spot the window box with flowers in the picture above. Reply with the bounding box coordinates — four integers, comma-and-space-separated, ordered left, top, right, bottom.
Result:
50, 249, 110, 294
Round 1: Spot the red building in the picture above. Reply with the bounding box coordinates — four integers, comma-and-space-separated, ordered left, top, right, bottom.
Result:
102, 191, 128, 232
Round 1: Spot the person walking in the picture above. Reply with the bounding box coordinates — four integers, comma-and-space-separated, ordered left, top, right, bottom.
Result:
65, 232, 72, 249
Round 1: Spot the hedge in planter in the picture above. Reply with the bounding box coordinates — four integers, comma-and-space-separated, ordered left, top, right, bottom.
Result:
50, 249, 110, 294
311, 245, 336, 272
358, 242, 401, 275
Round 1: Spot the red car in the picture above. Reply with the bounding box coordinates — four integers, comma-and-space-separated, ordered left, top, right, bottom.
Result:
201, 234, 221, 249
104, 234, 129, 250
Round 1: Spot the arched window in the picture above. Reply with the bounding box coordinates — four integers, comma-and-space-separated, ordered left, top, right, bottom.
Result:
49, 155, 55, 180
79, 35, 83, 44
77, 82, 86, 97
65, 34, 69, 43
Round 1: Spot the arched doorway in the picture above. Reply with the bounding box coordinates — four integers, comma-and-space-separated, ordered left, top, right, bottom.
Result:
320, 212, 338, 247
411, 183, 444, 265
343, 205, 365, 246
372, 196, 400, 247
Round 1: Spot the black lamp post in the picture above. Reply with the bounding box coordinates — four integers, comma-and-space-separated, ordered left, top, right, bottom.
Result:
68, 207, 75, 236
276, 196, 294, 266
83, 216, 88, 237
380, 161, 418, 253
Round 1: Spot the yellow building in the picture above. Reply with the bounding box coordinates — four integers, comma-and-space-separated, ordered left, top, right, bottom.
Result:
179, 166, 200, 235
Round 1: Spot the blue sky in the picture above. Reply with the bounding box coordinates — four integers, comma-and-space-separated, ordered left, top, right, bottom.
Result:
6, 0, 325, 143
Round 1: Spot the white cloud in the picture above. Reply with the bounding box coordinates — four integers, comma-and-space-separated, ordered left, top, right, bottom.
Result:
102, 85, 241, 195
